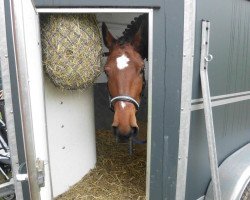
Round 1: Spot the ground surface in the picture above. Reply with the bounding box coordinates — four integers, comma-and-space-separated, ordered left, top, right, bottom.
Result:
56, 121, 147, 200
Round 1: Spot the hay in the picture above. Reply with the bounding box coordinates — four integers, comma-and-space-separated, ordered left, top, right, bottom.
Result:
56, 121, 147, 200
41, 14, 102, 90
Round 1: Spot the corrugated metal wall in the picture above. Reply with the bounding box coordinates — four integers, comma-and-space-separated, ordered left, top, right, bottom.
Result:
187, 0, 250, 199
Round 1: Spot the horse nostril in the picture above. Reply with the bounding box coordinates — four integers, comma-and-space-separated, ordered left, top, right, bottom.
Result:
112, 126, 118, 136
132, 127, 139, 137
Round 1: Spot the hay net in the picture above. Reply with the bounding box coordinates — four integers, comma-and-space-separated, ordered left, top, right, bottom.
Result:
41, 14, 102, 90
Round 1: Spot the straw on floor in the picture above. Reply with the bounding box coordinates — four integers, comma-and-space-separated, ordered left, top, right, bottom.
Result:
56, 121, 147, 200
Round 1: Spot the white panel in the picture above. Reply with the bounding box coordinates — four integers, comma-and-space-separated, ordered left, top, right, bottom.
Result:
21, 0, 53, 198
96, 13, 141, 25
45, 78, 96, 197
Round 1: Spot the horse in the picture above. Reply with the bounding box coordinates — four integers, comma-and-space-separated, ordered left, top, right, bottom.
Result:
101, 14, 148, 149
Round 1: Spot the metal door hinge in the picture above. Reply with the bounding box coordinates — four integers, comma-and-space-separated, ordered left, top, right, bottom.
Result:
16, 159, 45, 188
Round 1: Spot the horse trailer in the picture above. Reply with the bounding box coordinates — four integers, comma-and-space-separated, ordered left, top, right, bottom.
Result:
0, 0, 250, 199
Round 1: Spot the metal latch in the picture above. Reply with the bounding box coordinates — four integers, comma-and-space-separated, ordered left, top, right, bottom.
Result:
16, 159, 45, 188
36, 159, 45, 187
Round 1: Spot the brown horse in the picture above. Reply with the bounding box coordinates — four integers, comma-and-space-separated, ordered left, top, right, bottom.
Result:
102, 14, 148, 144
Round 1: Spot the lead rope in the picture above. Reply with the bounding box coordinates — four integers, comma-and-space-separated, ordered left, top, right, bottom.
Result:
128, 137, 147, 155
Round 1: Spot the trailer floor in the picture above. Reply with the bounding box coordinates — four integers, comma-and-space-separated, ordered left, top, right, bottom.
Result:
56, 121, 147, 200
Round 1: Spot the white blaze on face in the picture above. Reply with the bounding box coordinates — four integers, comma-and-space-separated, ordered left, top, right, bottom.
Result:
116, 54, 130, 70
120, 101, 126, 109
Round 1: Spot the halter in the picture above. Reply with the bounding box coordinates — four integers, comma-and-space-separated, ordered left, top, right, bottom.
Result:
109, 95, 140, 111
107, 67, 146, 112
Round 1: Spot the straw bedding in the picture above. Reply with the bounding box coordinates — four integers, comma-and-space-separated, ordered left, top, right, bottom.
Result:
56, 121, 147, 200
41, 14, 102, 90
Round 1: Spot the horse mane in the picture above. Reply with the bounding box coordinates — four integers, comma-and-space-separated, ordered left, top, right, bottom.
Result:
118, 14, 148, 60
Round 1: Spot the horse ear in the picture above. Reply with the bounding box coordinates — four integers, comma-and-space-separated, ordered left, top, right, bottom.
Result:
131, 23, 143, 52
102, 22, 116, 50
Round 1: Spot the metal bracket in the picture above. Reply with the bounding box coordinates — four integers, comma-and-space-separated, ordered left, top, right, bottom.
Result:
200, 20, 221, 200
36, 159, 45, 188
16, 159, 45, 188
16, 162, 28, 182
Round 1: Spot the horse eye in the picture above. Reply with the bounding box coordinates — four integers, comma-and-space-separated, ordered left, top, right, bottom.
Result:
104, 69, 109, 76
104, 66, 111, 77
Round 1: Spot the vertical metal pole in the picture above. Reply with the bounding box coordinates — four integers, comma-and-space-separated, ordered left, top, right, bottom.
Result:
0, 1, 24, 199
146, 9, 153, 200
200, 20, 221, 200
175, 0, 196, 199
10, 0, 41, 199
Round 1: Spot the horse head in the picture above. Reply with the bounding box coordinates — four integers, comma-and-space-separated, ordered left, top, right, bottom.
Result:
102, 21, 146, 142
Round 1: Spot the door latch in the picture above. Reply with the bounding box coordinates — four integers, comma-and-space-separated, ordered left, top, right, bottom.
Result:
16, 159, 45, 188
36, 159, 45, 187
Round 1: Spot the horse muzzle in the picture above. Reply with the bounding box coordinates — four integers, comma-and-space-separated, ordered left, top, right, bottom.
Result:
112, 126, 138, 143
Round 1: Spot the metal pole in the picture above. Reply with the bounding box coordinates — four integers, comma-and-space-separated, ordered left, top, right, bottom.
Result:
175, 0, 196, 199
200, 20, 222, 200
10, 0, 41, 199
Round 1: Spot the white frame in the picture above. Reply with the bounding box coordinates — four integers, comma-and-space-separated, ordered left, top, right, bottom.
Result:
37, 8, 154, 200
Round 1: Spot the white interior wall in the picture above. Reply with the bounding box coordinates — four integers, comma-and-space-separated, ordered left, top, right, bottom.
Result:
45, 77, 96, 197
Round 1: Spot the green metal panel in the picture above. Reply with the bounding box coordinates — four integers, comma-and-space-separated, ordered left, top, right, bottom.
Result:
187, 101, 250, 199
188, 0, 250, 199
192, 0, 250, 99
34, 0, 161, 8
155, 1, 184, 199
